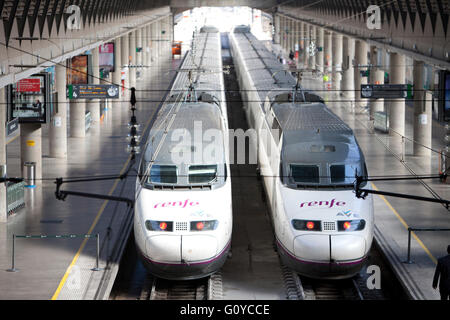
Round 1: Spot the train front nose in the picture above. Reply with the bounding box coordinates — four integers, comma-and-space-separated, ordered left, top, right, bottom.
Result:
145, 235, 218, 263
141, 235, 225, 280
290, 234, 367, 279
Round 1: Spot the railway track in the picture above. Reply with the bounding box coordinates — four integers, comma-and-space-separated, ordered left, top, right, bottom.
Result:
137, 272, 224, 300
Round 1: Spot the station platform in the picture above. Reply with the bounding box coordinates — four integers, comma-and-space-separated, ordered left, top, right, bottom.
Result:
271, 44, 449, 300
0, 54, 179, 300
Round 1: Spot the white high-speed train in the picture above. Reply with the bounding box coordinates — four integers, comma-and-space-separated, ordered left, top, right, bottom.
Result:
229, 27, 374, 279
134, 28, 232, 280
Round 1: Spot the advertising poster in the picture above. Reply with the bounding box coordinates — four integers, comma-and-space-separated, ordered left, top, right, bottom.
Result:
68, 55, 89, 84
99, 42, 115, 72
9, 74, 48, 123
444, 72, 450, 121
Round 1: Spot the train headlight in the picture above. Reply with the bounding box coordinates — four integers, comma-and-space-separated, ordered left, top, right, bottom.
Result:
292, 219, 322, 231
337, 219, 366, 231
145, 220, 173, 232
190, 220, 218, 231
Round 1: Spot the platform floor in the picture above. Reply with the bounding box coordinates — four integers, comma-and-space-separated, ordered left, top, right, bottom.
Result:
269, 44, 450, 300
0, 54, 179, 300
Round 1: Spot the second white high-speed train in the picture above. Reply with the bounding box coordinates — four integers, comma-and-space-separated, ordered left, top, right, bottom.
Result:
230, 27, 374, 279
134, 27, 232, 280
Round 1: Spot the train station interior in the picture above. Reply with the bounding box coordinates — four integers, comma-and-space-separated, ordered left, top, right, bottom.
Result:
0, 0, 449, 306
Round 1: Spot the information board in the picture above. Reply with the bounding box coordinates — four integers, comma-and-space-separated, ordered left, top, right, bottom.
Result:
67, 84, 120, 99
361, 84, 412, 99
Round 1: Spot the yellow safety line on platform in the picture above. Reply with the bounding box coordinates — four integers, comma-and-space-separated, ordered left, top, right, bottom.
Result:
51, 100, 156, 300
372, 183, 438, 265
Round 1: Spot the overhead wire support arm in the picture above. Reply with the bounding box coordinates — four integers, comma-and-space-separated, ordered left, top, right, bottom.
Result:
54, 88, 140, 207
354, 175, 450, 209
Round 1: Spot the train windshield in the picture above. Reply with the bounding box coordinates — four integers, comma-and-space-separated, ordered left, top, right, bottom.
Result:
188, 165, 218, 184
286, 162, 365, 188
149, 165, 177, 184
290, 165, 320, 184
330, 163, 360, 184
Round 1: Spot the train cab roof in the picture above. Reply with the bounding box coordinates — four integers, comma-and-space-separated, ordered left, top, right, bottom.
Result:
233, 25, 251, 33
145, 103, 225, 165
274, 103, 365, 170
200, 25, 219, 33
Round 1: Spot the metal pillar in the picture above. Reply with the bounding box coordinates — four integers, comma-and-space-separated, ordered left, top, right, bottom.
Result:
342, 36, 355, 99
129, 31, 137, 88
316, 27, 324, 73
49, 63, 68, 158
332, 33, 343, 91
389, 52, 406, 136
87, 47, 100, 130
354, 40, 368, 112
121, 34, 130, 97
0, 87, 6, 222
20, 124, 42, 180
413, 60, 432, 156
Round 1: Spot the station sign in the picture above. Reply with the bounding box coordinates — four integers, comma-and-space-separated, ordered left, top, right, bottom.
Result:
6, 118, 19, 136
67, 84, 120, 99
361, 84, 412, 99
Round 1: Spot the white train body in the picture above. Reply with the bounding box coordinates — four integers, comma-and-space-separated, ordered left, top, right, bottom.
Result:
230, 28, 374, 279
134, 29, 232, 280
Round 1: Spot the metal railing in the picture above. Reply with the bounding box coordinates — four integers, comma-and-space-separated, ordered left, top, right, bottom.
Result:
6, 181, 25, 216
405, 228, 450, 264
6, 233, 100, 272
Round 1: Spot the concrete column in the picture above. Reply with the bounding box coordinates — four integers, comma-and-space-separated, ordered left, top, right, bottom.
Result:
304, 24, 310, 67
280, 16, 284, 51
121, 34, 130, 96
298, 22, 304, 64
274, 14, 280, 44
112, 37, 122, 98
142, 27, 147, 70
151, 23, 157, 62
0, 87, 6, 222
369, 46, 384, 117
87, 47, 100, 130
49, 63, 68, 158
354, 40, 368, 111
129, 31, 137, 88
136, 28, 142, 68
324, 31, 332, 73
309, 25, 316, 69
316, 28, 324, 73
146, 25, 152, 66
70, 100, 86, 137
332, 33, 343, 91
21, 124, 42, 180
413, 60, 431, 156
342, 36, 355, 99
389, 52, 406, 136
288, 19, 295, 52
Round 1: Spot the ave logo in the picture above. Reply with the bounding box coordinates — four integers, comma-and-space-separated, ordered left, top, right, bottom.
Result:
367, 5, 381, 30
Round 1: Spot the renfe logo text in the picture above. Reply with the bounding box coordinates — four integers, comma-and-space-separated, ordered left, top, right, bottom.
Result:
154, 199, 200, 209
300, 199, 346, 209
